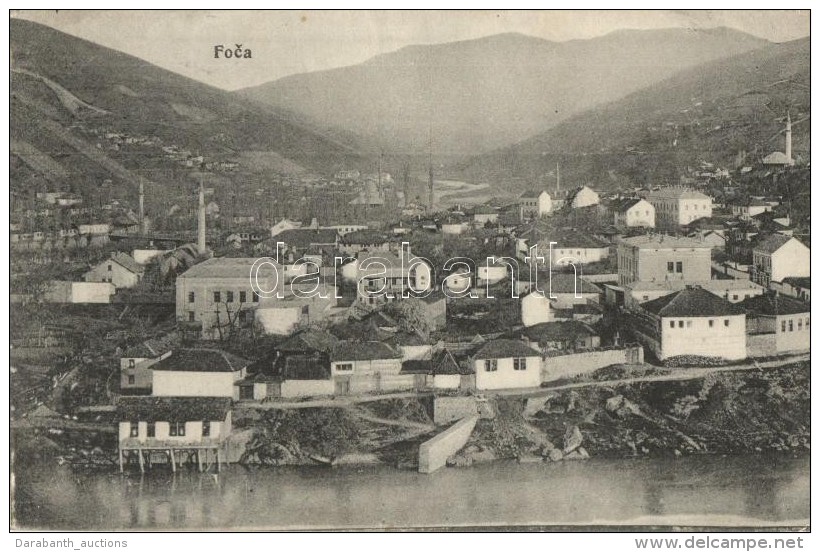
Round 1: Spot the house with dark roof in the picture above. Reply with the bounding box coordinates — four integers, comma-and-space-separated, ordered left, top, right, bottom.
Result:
610, 198, 655, 229
151, 348, 250, 399
330, 341, 407, 394
740, 294, 809, 355
117, 397, 232, 464
775, 277, 810, 302
234, 329, 339, 400
472, 339, 541, 390
338, 229, 397, 255
518, 190, 552, 220
633, 287, 746, 361
84, 251, 145, 289
751, 234, 810, 289
513, 321, 600, 354
120, 331, 180, 393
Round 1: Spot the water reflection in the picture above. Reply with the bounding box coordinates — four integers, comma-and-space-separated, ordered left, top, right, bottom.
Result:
13, 454, 809, 530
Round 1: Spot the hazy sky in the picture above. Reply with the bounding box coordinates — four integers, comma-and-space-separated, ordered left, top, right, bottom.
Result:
12, 9, 810, 90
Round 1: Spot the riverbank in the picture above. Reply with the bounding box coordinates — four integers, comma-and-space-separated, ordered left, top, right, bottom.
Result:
225, 361, 809, 469
11, 361, 810, 472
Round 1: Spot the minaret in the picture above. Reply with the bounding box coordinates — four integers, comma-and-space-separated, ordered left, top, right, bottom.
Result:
197, 180, 207, 254
138, 178, 145, 234
785, 112, 793, 164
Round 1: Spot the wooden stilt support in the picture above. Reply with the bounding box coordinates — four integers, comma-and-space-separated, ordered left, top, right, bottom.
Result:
138, 447, 145, 474
216, 448, 221, 472
169, 449, 176, 473
118, 447, 124, 473
197, 449, 203, 472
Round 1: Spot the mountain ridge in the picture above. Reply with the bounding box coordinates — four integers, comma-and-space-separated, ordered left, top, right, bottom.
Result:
238, 27, 769, 155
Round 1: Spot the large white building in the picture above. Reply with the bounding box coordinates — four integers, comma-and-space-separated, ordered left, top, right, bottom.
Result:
633, 287, 747, 361
646, 187, 713, 228
518, 190, 552, 219
568, 186, 600, 209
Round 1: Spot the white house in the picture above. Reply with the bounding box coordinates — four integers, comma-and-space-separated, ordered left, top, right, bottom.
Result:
634, 287, 746, 361
612, 198, 655, 228
751, 234, 810, 289
84, 252, 144, 289
151, 348, 250, 399
117, 396, 232, 450
473, 339, 542, 390
520, 290, 552, 327
518, 190, 552, 219
731, 199, 772, 220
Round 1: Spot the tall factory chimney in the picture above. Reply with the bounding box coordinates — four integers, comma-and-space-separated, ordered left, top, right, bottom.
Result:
138, 178, 145, 234
785, 112, 793, 164
197, 180, 207, 254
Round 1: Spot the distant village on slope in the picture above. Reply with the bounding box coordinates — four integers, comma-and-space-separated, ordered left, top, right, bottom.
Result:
10, 20, 810, 480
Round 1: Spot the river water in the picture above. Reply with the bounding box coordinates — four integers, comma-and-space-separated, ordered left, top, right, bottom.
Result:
12, 454, 808, 530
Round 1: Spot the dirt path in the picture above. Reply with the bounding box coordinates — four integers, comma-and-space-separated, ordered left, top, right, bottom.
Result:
494, 354, 810, 398
237, 391, 432, 410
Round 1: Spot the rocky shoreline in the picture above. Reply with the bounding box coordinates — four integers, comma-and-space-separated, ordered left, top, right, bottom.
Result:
13, 362, 810, 474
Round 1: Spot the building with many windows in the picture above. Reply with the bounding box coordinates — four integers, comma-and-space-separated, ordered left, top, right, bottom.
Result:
631, 287, 746, 361
617, 234, 711, 286
750, 234, 810, 289
646, 187, 712, 228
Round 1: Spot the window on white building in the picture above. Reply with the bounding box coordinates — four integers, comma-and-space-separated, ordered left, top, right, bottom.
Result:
169, 422, 186, 436
484, 359, 498, 372
129, 421, 139, 437
513, 358, 527, 371
336, 363, 353, 372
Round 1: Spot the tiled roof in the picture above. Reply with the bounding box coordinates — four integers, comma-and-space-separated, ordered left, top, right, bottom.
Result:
739, 294, 809, 316
609, 198, 644, 213
474, 339, 540, 360
275, 228, 339, 248
517, 321, 598, 343
752, 233, 795, 254
279, 355, 331, 380
331, 341, 401, 362
520, 189, 548, 199
109, 252, 144, 274
178, 257, 279, 279
431, 349, 472, 375
640, 287, 745, 318
620, 234, 709, 250
277, 329, 339, 354
340, 229, 393, 245
646, 187, 710, 201
123, 331, 179, 359
117, 397, 231, 422
783, 277, 810, 289
151, 348, 250, 372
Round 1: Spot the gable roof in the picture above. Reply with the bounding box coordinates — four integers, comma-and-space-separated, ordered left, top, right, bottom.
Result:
640, 287, 745, 318
517, 321, 598, 344
331, 341, 401, 362
610, 198, 645, 213
753, 233, 802, 254
647, 187, 710, 201
275, 228, 339, 248
117, 397, 231, 422
739, 294, 809, 316
782, 277, 810, 289
151, 348, 250, 372
474, 339, 540, 360
520, 189, 549, 199
277, 329, 339, 354
108, 252, 144, 274
178, 257, 279, 279
123, 331, 180, 359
